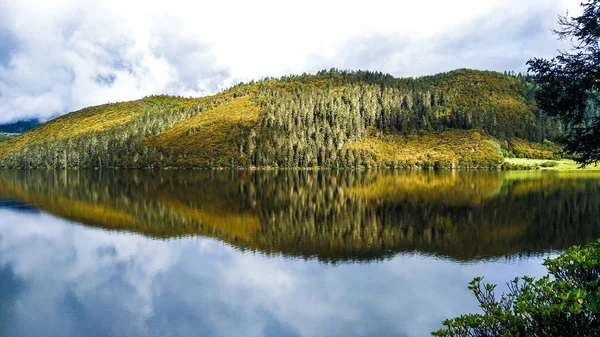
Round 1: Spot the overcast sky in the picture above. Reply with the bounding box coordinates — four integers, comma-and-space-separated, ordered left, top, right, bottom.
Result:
0, 0, 581, 123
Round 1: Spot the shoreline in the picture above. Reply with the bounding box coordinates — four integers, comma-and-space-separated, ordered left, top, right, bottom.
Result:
1, 158, 599, 171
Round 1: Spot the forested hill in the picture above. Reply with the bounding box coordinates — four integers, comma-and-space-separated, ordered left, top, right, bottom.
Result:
0, 69, 563, 169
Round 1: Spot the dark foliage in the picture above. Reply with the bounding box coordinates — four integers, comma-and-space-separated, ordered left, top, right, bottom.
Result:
433, 239, 600, 336
0, 119, 40, 133
527, 1, 600, 166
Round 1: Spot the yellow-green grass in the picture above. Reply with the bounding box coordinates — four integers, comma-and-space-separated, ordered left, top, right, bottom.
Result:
0, 95, 199, 157
346, 171, 505, 207
153, 190, 261, 242
0, 174, 260, 240
344, 128, 504, 168
144, 96, 261, 168
510, 138, 562, 159
0, 179, 141, 231
430, 70, 534, 137
504, 158, 600, 171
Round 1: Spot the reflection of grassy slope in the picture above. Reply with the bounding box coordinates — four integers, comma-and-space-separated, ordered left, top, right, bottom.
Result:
0, 172, 260, 239
144, 97, 260, 168
428, 69, 534, 139
500, 171, 600, 198
0, 179, 140, 230
345, 129, 504, 168
1, 170, 599, 262
346, 171, 504, 207
150, 175, 261, 242
337, 171, 532, 258
345, 190, 598, 260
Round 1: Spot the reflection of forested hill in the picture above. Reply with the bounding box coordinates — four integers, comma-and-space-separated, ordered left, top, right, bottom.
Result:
0, 170, 599, 262
0, 197, 40, 213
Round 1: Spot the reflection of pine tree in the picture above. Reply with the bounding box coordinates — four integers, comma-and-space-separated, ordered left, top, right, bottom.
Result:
1, 170, 599, 262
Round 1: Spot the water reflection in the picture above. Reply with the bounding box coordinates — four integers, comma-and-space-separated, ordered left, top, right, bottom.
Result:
0, 170, 599, 261
0, 209, 551, 337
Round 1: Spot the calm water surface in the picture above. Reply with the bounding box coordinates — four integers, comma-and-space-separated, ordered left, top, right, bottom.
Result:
0, 170, 599, 337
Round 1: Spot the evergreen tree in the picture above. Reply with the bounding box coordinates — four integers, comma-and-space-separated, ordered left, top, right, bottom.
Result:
527, 0, 600, 166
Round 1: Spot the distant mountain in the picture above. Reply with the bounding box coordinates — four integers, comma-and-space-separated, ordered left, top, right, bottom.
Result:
0, 69, 563, 169
0, 119, 40, 133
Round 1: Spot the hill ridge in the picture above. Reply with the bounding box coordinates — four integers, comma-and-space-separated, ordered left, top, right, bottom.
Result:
0, 68, 563, 169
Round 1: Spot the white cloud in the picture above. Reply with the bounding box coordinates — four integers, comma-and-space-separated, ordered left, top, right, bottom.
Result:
0, 208, 552, 337
0, 0, 582, 123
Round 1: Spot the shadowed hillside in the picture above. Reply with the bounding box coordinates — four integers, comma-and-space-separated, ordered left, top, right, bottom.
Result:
0, 69, 562, 169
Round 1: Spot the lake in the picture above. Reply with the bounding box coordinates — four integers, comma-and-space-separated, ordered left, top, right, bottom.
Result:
0, 169, 599, 336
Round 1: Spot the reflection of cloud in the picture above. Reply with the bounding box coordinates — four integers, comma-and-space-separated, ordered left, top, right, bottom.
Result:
0, 209, 550, 337
0, 0, 581, 123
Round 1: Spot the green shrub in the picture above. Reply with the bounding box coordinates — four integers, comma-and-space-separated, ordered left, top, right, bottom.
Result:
501, 148, 515, 158
432, 239, 600, 336
511, 138, 563, 160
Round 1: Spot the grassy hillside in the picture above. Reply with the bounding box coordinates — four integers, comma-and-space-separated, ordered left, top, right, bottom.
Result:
0, 95, 209, 155
425, 69, 539, 139
509, 138, 563, 159
144, 96, 261, 168
0, 69, 564, 169
344, 128, 504, 169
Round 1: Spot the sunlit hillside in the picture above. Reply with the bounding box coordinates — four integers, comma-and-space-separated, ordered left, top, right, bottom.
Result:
0, 69, 563, 169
